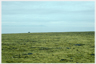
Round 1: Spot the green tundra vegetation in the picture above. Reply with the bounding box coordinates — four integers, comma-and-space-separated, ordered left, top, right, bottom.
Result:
2, 31, 95, 63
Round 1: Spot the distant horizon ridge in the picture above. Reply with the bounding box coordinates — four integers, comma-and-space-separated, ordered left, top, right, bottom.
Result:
2, 31, 95, 34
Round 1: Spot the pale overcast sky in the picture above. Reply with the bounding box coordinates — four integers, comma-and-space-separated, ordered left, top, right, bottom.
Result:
2, 1, 95, 33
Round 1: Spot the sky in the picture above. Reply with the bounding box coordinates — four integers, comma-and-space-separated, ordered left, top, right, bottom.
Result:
2, 1, 95, 34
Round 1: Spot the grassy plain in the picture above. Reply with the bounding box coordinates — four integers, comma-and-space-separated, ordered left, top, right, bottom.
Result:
2, 32, 95, 63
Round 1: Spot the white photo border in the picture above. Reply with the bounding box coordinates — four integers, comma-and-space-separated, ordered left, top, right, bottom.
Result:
0, 0, 95, 64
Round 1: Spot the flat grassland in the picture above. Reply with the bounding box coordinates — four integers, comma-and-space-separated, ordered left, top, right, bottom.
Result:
2, 32, 95, 63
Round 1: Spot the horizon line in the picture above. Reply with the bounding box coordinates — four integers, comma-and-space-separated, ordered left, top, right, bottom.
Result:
2, 31, 95, 34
